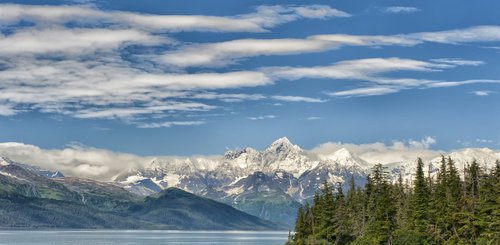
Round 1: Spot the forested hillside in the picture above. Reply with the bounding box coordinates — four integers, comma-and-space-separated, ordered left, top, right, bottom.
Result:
288, 157, 500, 244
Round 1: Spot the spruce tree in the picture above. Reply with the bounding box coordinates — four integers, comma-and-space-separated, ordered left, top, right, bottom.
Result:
318, 181, 336, 241
311, 191, 322, 235
363, 164, 396, 244
333, 183, 353, 244
394, 172, 410, 230
289, 157, 499, 245
456, 160, 483, 243
411, 158, 430, 234
433, 156, 450, 241
293, 206, 307, 244
475, 160, 500, 243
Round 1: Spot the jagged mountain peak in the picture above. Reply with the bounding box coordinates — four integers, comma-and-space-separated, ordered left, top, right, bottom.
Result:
333, 147, 354, 158
265, 137, 301, 154
272, 137, 292, 145
223, 147, 258, 160
319, 148, 370, 170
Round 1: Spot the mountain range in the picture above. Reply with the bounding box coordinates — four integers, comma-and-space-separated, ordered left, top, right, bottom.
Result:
1, 138, 498, 228
113, 137, 500, 226
0, 157, 278, 230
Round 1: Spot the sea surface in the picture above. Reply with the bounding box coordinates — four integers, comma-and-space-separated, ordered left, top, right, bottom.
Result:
0, 230, 289, 245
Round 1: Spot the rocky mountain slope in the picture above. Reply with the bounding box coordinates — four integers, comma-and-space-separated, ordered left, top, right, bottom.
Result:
0, 158, 278, 230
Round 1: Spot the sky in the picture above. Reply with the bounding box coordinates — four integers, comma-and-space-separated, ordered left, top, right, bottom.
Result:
0, 0, 499, 160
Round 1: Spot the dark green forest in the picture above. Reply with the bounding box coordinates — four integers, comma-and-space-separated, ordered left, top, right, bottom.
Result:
288, 157, 500, 245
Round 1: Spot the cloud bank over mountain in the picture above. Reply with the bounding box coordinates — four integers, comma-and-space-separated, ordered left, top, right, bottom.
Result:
0, 136, 494, 181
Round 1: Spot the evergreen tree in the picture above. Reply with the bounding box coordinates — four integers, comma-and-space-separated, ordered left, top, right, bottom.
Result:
318, 181, 336, 241
432, 156, 450, 241
293, 206, 307, 244
475, 160, 500, 243
455, 160, 483, 243
347, 176, 365, 237
289, 157, 499, 245
394, 172, 410, 230
446, 156, 462, 207
333, 183, 353, 244
364, 164, 396, 244
411, 158, 430, 234
311, 191, 322, 235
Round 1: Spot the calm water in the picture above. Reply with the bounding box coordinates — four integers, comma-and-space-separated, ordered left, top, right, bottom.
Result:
0, 230, 289, 245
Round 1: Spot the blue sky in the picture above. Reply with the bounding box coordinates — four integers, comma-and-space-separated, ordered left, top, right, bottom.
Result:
0, 0, 499, 156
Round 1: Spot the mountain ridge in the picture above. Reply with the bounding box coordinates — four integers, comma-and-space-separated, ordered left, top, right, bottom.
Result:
0, 161, 279, 230
2, 138, 498, 227
114, 137, 499, 226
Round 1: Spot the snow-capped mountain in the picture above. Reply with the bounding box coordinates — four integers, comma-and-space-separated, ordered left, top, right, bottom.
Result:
223, 137, 314, 177
1, 138, 498, 226
114, 138, 373, 225
114, 137, 499, 225
115, 137, 364, 199
385, 148, 500, 182
0, 156, 64, 178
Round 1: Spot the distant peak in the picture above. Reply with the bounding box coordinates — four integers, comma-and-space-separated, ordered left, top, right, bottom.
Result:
0, 156, 13, 166
333, 148, 353, 158
273, 137, 291, 145
223, 147, 258, 159
266, 137, 302, 154
269, 137, 295, 149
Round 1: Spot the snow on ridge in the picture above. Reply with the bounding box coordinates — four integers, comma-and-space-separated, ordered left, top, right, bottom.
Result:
0, 156, 13, 166
117, 138, 500, 197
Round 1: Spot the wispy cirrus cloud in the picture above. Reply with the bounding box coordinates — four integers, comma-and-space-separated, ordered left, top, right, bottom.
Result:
266, 57, 449, 81
328, 87, 400, 97
190, 93, 326, 103
330, 79, 500, 98
135, 120, 206, 129
0, 4, 349, 33
1, 1, 499, 124
72, 102, 216, 120
314, 25, 500, 47
161, 25, 500, 68
426, 79, 500, 88
190, 93, 266, 103
0, 56, 270, 121
382, 6, 421, 14
159, 38, 333, 67
430, 58, 484, 66
158, 36, 420, 68
248, 115, 277, 120
0, 104, 19, 116
0, 51, 496, 121
470, 90, 495, 96
264, 57, 498, 97
0, 3, 347, 125
0, 28, 166, 55
409, 26, 500, 44
271, 95, 327, 103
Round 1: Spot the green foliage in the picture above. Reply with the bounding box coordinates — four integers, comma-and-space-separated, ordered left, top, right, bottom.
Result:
289, 158, 500, 244
411, 158, 430, 233
392, 229, 429, 245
